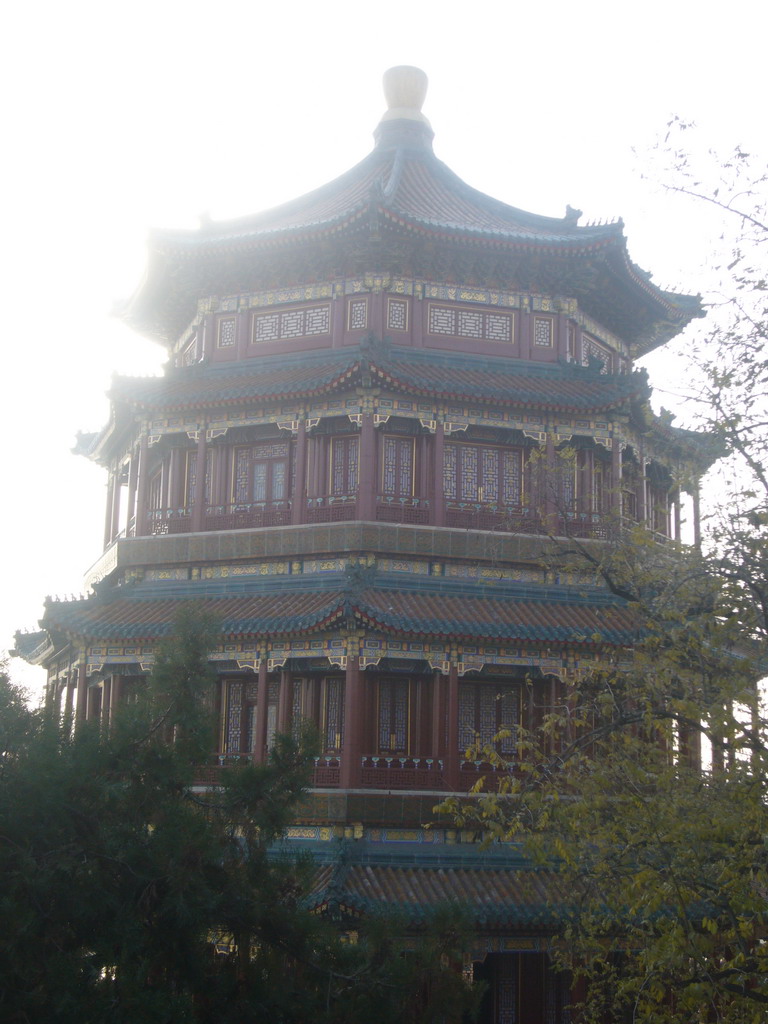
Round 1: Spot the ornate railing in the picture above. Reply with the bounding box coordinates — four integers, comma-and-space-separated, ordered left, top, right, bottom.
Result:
305, 496, 357, 523
311, 756, 341, 787
148, 508, 192, 535
375, 496, 430, 525
204, 502, 290, 531
445, 503, 543, 534
360, 755, 445, 790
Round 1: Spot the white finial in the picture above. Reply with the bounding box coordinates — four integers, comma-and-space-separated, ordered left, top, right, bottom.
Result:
380, 66, 430, 125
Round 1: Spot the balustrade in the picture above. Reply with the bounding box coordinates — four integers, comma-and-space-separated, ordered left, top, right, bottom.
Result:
136, 495, 670, 542
196, 751, 516, 792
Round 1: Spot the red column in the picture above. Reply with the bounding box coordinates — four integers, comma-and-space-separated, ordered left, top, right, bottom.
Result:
433, 422, 445, 526
292, 420, 307, 525
277, 670, 294, 737
63, 678, 75, 730
101, 677, 112, 733
75, 659, 88, 728
191, 429, 208, 532
111, 468, 122, 540
126, 447, 138, 536
692, 478, 702, 550
340, 655, 363, 789
611, 437, 622, 517
135, 434, 150, 536
110, 675, 122, 729
357, 415, 376, 521
431, 669, 445, 761
103, 471, 115, 548
444, 663, 460, 791
544, 432, 558, 532
253, 658, 269, 763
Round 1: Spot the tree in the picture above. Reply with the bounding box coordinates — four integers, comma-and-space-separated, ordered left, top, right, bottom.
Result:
0, 612, 479, 1024
441, 139, 768, 1023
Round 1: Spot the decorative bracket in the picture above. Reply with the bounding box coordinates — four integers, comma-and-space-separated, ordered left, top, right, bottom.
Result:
277, 419, 300, 435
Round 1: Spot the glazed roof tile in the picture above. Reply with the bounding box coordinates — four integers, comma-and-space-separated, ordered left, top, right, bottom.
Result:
121, 74, 702, 349
41, 574, 638, 647
289, 840, 568, 927
109, 346, 641, 414
332, 863, 565, 926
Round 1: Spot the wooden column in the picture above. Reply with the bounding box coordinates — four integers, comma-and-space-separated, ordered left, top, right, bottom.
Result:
110, 675, 123, 729
191, 429, 208, 532
673, 488, 682, 541
103, 471, 116, 548
357, 414, 376, 520
611, 437, 622, 516
332, 289, 344, 348
692, 478, 702, 550
126, 447, 139, 536
101, 677, 112, 733
444, 663, 460, 791
292, 420, 307, 525
544, 432, 558, 531
433, 422, 445, 526
254, 658, 269, 764
75, 659, 88, 728
340, 656, 363, 789
135, 434, 150, 536
277, 670, 294, 737
63, 678, 75, 731
431, 669, 445, 761
111, 467, 122, 541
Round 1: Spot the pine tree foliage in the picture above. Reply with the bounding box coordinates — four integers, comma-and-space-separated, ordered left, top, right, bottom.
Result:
0, 612, 479, 1024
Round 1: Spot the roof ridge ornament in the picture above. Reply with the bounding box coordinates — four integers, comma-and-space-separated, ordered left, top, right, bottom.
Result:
374, 66, 434, 151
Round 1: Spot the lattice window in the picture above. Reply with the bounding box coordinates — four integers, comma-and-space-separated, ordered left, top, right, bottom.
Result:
224, 680, 243, 752
148, 469, 163, 511
323, 678, 344, 752
458, 684, 519, 756
496, 954, 518, 1024
253, 312, 280, 342
382, 436, 414, 497
232, 442, 291, 505
378, 678, 410, 754
582, 334, 610, 372
186, 450, 212, 507
387, 299, 408, 331
181, 335, 197, 365
330, 436, 359, 495
305, 305, 330, 335
349, 299, 368, 330
217, 317, 237, 348
486, 313, 512, 342
533, 316, 553, 347
252, 305, 331, 342
429, 305, 455, 334
428, 304, 513, 342
457, 310, 483, 338
445, 444, 523, 505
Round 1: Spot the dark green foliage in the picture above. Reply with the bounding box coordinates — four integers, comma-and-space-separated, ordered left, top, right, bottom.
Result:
0, 613, 478, 1023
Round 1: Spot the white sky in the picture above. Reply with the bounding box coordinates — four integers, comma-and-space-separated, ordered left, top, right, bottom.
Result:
2, 0, 764, 690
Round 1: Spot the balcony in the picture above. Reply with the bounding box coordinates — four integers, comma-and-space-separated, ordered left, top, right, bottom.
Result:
375, 496, 430, 525
193, 752, 514, 792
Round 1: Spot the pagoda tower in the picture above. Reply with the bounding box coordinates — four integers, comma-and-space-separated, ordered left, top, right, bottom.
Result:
18, 67, 713, 1023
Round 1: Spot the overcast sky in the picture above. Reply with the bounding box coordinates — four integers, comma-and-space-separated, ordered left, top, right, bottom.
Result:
2, 0, 764, 688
